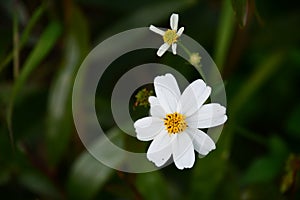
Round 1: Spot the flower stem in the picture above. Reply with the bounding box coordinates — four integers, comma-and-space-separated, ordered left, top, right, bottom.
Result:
177, 41, 205, 79
177, 40, 191, 56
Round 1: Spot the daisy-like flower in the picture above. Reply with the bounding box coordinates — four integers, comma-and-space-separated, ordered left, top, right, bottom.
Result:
134, 74, 227, 169
149, 13, 184, 57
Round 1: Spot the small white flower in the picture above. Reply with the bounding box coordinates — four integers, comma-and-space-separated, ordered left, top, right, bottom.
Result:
134, 74, 227, 169
149, 13, 184, 57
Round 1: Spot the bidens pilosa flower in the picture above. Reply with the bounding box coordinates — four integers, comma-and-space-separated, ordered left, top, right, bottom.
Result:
149, 13, 184, 57
134, 74, 227, 169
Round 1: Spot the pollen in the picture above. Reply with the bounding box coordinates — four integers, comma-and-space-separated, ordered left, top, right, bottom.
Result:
164, 112, 187, 134
163, 29, 178, 45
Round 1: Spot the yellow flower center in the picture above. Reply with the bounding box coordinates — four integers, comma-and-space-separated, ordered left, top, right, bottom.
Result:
163, 29, 178, 45
164, 112, 187, 134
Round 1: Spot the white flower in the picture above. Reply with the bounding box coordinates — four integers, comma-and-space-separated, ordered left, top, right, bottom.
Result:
149, 13, 184, 57
134, 74, 227, 169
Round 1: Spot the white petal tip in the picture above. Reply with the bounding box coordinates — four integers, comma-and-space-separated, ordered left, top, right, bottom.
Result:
148, 96, 156, 103
223, 115, 228, 123
157, 43, 170, 57
147, 155, 167, 168
149, 25, 165, 36
175, 162, 194, 170
170, 13, 179, 31
177, 27, 184, 36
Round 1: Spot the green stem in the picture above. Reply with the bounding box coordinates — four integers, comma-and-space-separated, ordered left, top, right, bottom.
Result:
177, 41, 205, 79
177, 40, 192, 56
13, 4, 19, 79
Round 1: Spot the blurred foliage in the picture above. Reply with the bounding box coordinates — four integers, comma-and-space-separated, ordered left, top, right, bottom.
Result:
0, 0, 300, 199
134, 88, 153, 108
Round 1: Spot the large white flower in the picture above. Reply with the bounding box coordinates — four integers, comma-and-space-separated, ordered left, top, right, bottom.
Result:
134, 74, 227, 169
149, 13, 184, 57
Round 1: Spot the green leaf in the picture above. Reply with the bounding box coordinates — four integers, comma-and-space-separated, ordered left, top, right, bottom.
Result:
46, 5, 89, 166
19, 171, 61, 199
231, 0, 249, 27
7, 21, 62, 147
136, 171, 168, 200
20, 4, 45, 46
243, 157, 280, 184
0, 4, 45, 73
189, 142, 229, 200
214, 0, 235, 72
67, 128, 125, 200
230, 51, 286, 116
242, 136, 288, 184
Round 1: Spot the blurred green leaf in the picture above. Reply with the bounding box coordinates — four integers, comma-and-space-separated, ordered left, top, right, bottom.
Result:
13, 5, 20, 78
45, 35, 76, 166
214, 0, 235, 72
230, 51, 286, 116
136, 171, 168, 200
231, 0, 249, 27
19, 170, 60, 198
46, 5, 89, 166
67, 128, 124, 200
242, 136, 288, 184
0, 4, 45, 73
19, 4, 45, 46
243, 157, 279, 184
189, 144, 229, 200
7, 21, 62, 146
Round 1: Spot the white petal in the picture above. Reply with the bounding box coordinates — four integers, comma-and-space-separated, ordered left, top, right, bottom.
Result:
172, 43, 177, 55
172, 133, 195, 169
149, 96, 166, 118
186, 103, 227, 129
147, 130, 173, 167
177, 27, 184, 36
186, 128, 215, 155
134, 117, 163, 141
154, 73, 181, 113
149, 25, 165, 36
177, 79, 211, 116
157, 43, 170, 57
170, 13, 178, 31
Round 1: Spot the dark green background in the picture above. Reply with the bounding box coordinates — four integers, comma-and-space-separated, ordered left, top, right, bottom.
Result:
1, 0, 300, 199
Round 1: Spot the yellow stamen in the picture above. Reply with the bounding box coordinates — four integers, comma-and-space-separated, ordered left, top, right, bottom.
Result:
163, 29, 178, 45
164, 112, 187, 134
